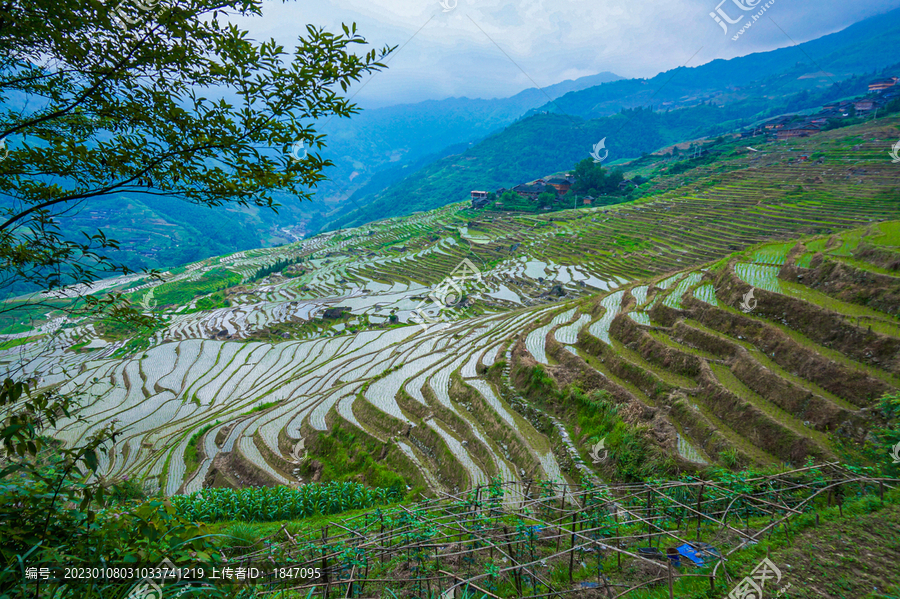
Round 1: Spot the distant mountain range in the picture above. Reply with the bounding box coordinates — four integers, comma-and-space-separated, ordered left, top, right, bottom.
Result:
320, 6, 900, 231
20, 5, 900, 286
526, 6, 900, 121
0, 72, 621, 295
303, 72, 623, 218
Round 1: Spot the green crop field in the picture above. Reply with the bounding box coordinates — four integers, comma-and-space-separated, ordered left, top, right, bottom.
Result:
4, 116, 900, 599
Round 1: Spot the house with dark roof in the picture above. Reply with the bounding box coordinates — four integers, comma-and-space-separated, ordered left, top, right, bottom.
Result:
823, 100, 854, 112
512, 182, 553, 200
470, 190, 490, 209
545, 176, 572, 194
853, 98, 881, 113
869, 77, 898, 92
776, 122, 822, 140
763, 116, 794, 130
809, 108, 843, 124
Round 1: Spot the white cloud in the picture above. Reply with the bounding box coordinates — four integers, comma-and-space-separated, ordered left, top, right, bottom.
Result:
235, 0, 899, 106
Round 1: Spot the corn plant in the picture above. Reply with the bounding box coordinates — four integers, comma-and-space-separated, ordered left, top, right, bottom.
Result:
171, 482, 402, 523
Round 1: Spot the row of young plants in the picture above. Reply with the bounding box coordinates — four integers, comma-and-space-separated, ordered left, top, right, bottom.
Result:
172, 482, 405, 523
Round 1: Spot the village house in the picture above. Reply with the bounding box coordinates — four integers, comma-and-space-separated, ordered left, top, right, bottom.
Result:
868, 76, 898, 92
512, 182, 554, 201
470, 190, 490, 209
853, 98, 882, 114
545, 174, 575, 194
822, 100, 855, 115
854, 99, 874, 113
776, 122, 822, 140
809, 109, 840, 125
763, 116, 793, 130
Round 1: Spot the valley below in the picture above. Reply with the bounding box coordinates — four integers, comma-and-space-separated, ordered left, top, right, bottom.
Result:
4, 119, 899, 505
7, 3, 900, 597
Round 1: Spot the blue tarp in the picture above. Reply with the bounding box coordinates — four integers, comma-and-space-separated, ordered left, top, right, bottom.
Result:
676, 543, 704, 566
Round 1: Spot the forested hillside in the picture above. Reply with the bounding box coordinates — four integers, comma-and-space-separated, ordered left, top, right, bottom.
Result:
325, 65, 897, 229
530, 6, 900, 120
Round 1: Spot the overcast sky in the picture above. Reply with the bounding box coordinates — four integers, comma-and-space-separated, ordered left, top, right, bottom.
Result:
235, 0, 898, 107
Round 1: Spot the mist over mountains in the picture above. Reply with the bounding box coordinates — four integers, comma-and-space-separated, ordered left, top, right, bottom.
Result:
19, 6, 900, 284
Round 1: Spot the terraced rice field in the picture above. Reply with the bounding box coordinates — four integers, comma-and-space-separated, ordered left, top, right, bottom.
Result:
734, 263, 782, 293
4, 119, 900, 495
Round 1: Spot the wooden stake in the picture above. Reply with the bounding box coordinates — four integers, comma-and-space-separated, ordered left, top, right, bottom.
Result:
696, 483, 704, 541
667, 560, 674, 599
503, 526, 521, 595
569, 511, 578, 583
379, 514, 385, 566
615, 509, 621, 570
322, 526, 329, 598
344, 565, 355, 598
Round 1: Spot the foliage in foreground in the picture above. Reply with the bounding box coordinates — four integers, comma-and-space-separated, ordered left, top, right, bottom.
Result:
172, 482, 404, 523
0, 0, 392, 305
838, 391, 900, 478
0, 379, 233, 598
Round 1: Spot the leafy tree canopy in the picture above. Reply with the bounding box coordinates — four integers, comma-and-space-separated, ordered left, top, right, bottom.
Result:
570, 158, 624, 197
0, 2, 391, 594
0, 0, 393, 311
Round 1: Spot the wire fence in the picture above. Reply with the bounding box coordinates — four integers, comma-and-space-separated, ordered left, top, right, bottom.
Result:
221, 462, 897, 598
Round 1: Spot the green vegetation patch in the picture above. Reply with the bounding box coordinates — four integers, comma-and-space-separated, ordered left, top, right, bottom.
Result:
150, 267, 243, 307
183, 421, 219, 480
171, 482, 403, 523
516, 363, 671, 481
300, 421, 409, 490
0, 335, 43, 351
565, 386, 671, 481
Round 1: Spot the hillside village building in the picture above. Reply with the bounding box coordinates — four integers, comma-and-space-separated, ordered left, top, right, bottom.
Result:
470, 190, 490, 209
868, 76, 898, 92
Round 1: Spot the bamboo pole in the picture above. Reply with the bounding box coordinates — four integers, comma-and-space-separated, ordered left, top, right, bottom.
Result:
568, 510, 579, 583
